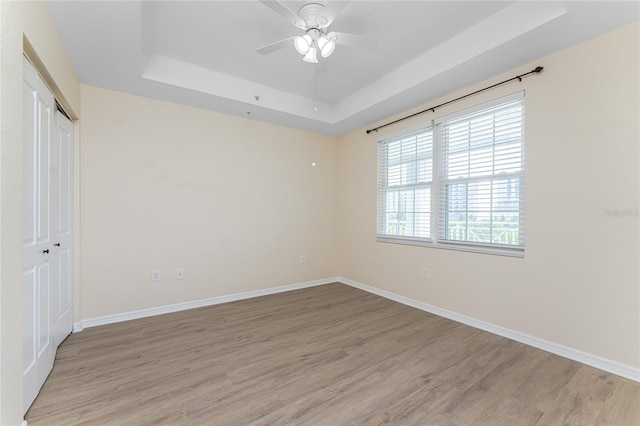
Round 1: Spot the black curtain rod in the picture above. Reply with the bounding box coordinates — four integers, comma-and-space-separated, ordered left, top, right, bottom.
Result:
366, 66, 544, 134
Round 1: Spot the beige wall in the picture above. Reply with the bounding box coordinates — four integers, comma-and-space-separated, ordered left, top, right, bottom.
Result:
0, 1, 80, 424
79, 85, 338, 319
337, 21, 640, 369
0, 2, 26, 424
23, 1, 81, 117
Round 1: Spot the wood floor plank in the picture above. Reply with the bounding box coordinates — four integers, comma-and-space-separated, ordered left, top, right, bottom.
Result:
536, 387, 605, 425
596, 378, 640, 425
511, 352, 582, 412
25, 283, 640, 425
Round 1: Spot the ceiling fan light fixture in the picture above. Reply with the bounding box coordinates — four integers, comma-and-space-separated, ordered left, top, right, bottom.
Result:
294, 34, 312, 55
302, 46, 318, 63
317, 35, 328, 49
319, 36, 335, 58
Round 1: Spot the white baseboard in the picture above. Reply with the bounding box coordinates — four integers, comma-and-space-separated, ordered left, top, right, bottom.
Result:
337, 276, 640, 383
78, 277, 338, 330
74, 275, 639, 383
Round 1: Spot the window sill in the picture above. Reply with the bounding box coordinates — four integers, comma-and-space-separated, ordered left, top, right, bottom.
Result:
376, 236, 524, 258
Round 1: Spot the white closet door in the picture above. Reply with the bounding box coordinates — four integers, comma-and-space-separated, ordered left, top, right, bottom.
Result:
52, 111, 73, 347
22, 57, 56, 414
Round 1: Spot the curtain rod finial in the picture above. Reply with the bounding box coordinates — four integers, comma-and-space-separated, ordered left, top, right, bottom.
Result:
534, 66, 544, 73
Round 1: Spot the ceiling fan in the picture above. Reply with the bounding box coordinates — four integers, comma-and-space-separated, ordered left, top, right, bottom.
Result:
256, 1, 378, 63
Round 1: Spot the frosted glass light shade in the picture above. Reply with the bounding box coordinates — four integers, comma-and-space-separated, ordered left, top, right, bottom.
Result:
302, 47, 318, 63
320, 38, 335, 57
294, 34, 312, 55
317, 36, 328, 50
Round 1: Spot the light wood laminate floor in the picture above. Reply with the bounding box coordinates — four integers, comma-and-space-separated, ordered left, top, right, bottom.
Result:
26, 283, 639, 425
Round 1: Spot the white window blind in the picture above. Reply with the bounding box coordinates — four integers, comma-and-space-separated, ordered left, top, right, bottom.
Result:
437, 95, 524, 253
377, 127, 433, 241
376, 92, 525, 256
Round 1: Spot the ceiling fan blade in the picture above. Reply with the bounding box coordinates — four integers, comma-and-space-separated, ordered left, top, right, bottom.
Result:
322, 1, 349, 27
256, 37, 296, 55
259, 0, 304, 28
331, 32, 379, 50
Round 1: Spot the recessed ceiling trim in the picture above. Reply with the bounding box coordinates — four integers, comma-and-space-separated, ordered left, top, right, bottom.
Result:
141, 54, 331, 122
139, 2, 567, 126
330, 1, 568, 122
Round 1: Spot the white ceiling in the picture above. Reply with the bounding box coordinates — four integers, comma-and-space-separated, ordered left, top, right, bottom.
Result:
46, 1, 639, 136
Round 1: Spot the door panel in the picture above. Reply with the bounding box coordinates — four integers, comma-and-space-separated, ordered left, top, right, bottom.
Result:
22, 267, 36, 373
37, 100, 50, 245
23, 83, 37, 246
56, 248, 72, 325
36, 263, 51, 355
53, 245, 72, 345
55, 117, 71, 236
23, 57, 56, 414
52, 111, 74, 346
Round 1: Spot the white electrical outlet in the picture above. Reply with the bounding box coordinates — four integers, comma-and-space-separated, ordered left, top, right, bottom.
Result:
151, 270, 160, 282
421, 268, 430, 280
176, 268, 184, 280
299, 255, 306, 264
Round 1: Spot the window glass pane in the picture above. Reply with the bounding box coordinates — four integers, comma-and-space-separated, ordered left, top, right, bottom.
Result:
384, 190, 399, 234
378, 127, 433, 239
414, 188, 431, 236
378, 94, 523, 253
491, 212, 520, 245
493, 178, 520, 212
446, 178, 521, 244
441, 98, 524, 248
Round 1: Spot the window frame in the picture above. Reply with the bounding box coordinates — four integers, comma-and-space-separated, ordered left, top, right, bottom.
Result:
377, 124, 434, 245
376, 92, 525, 257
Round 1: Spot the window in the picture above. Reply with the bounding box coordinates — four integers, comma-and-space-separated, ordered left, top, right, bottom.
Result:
377, 92, 525, 256
377, 128, 433, 241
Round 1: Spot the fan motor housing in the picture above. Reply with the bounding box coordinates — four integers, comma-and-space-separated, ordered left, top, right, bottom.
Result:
298, 3, 328, 28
